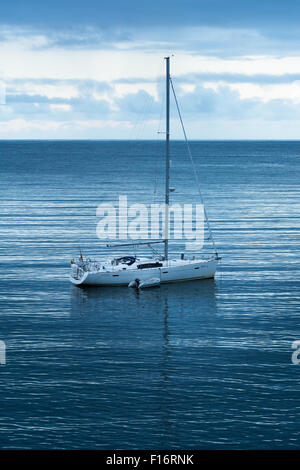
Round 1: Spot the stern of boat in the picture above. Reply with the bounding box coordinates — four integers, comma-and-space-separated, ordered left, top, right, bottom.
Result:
70, 262, 89, 286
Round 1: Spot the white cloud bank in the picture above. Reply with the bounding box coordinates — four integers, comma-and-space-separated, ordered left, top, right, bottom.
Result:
1, 26, 300, 138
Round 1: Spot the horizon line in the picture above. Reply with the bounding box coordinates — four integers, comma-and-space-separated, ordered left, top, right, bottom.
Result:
1, 138, 300, 142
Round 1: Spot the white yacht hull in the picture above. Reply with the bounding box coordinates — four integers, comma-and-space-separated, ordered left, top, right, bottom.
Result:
70, 258, 218, 287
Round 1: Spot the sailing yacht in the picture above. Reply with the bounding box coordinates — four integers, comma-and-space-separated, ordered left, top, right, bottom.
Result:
70, 57, 220, 287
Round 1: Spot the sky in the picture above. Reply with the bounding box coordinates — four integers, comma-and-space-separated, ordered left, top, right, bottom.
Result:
2, 0, 300, 138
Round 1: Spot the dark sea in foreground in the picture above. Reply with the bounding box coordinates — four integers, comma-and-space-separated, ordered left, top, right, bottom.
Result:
0, 140, 300, 449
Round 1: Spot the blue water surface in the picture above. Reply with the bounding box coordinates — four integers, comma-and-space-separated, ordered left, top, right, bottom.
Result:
0, 140, 299, 449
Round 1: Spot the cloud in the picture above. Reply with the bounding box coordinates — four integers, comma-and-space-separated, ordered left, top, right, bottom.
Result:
49, 103, 71, 112
173, 82, 300, 121
1, 23, 300, 59
3, 24, 300, 85
1, 6, 300, 138
3, 77, 300, 139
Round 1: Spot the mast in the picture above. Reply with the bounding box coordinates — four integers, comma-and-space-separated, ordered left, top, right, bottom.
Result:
164, 56, 170, 261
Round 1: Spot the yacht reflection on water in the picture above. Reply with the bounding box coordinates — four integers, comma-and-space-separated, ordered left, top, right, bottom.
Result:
70, 279, 218, 321
69, 280, 218, 444
69, 279, 218, 386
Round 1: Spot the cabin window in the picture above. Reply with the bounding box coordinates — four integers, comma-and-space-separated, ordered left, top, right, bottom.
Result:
137, 262, 163, 269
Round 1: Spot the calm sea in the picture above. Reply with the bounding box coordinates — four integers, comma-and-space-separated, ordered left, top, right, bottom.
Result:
0, 140, 299, 449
